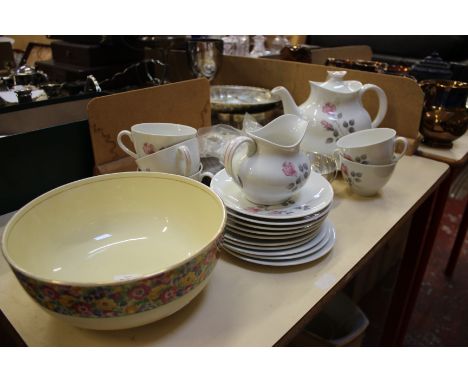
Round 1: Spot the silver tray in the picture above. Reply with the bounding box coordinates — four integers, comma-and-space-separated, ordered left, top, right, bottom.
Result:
210, 85, 281, 113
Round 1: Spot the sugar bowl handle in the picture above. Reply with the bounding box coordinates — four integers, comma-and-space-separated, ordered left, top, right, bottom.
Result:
359, 84, 388, 129
224, 136, 256, 186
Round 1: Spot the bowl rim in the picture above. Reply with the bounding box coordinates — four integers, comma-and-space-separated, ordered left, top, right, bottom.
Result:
1, 171, 227, 287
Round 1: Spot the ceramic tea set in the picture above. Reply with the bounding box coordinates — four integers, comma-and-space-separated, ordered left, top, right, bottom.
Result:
112, 70, 405, 265
211, 165, 336, 266
212, 105, 336, 265
117, 69, 404, 203
335, 128, 408, 196
224, 114, 310, 205
271, 70, 388, 155
117, 122, 213, 181
268, 70, 408, 196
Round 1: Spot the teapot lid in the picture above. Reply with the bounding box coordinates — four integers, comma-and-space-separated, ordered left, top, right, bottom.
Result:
314, 71, 361, 94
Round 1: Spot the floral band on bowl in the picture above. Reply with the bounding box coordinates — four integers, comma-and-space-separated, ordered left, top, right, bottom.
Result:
14, 242, 219, 319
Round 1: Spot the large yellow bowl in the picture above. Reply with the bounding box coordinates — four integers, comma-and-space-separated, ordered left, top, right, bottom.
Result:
2, 172, 226, 330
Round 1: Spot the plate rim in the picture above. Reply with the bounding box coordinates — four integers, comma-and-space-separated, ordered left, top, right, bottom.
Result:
225, 222, 336, 266
211, 169, 334, 220
225, 220, 318, 235
223, 231, 317, 250
224, 224, 320, 239
223, 220, 331, 258
227, 209, 329, 228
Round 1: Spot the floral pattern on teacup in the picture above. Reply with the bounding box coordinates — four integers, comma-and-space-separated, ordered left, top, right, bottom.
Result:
143, 142, 156, 155
341, 163, 363, 186
343, 153, 368, 164
14, 242, 219, 318
354, 154, 368, 164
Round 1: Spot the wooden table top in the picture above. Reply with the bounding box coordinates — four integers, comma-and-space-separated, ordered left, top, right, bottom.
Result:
0, 155, 448, 346
417, 134, 468, 166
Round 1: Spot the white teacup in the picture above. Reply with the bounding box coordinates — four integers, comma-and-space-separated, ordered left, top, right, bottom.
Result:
188, 163, 215, 182
336, 128, 407, 165
136, 137, 200, 176
340, 154, 396, 196
117, 123, 197, 159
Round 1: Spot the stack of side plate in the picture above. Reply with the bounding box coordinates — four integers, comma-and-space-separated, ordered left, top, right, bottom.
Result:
210, 169, 336, 267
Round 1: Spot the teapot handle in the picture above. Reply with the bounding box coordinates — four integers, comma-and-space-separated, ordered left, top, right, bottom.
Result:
359, 84, 388, 129
224, 136, 256, 186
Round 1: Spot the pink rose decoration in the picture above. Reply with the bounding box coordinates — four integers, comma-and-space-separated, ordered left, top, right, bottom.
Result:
143, 142, 156, 155
322, 102, 336, 114
321, 120, 334, 131
282, 161, 297, 177
246, 207, 262, 213
341, 164, 349, 176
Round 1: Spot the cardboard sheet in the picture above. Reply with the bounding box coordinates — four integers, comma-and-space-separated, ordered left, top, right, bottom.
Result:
89, 55, 424, 174
87, 78, 211, 174
213, 56, 424, 151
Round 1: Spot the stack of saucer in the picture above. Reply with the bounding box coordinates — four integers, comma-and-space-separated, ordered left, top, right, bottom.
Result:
210, 169, 336, 266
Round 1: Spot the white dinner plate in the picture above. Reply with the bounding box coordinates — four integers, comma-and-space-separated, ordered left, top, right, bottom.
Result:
223, 220, 331, 259
226, 204, 331, 227
225, 220, 317, 235
224, 229, 329, 261
224, 222, 336, 266
225, 224, 319, 240
211, 169, 334, 220
227, 211, 328, 231
223, 230, 320, 250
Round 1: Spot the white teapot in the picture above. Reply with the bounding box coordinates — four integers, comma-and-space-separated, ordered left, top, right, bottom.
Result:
271, 71, 388, 155
224, 114, 309, 205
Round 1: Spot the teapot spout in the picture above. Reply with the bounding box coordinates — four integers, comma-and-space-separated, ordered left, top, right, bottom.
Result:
271, 86, 302, 117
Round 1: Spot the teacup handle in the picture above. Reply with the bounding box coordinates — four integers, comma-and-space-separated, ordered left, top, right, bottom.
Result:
224, 136, 256, 185
176, 146, 192, 176
394, 137, 408, 161
359, 84, 388, 129
117, 130, 138, 159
